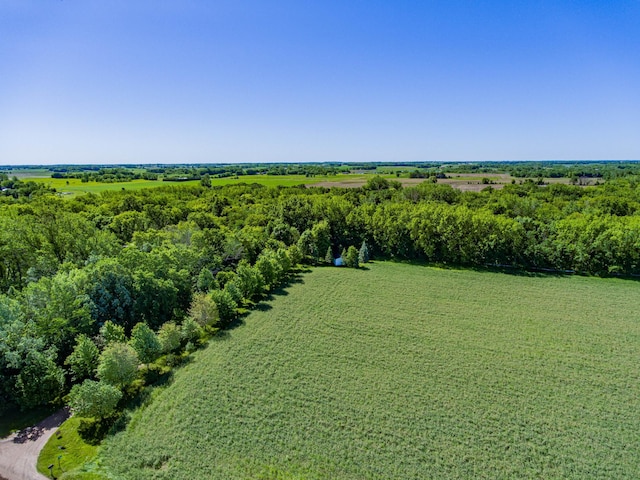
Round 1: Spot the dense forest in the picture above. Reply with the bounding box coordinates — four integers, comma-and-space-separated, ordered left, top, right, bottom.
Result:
1, 169, 639, 417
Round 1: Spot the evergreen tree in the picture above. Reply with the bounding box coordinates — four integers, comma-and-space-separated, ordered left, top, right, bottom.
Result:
325, 246, 334, 265
344, 246, 360, 268
359, 241, 369, 264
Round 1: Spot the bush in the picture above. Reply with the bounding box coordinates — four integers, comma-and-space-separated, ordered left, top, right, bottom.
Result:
129, 323, 162, 364
344, 246, 360, 268
158, 322, 181, 354
97, 343, 139, 388
68, 380, 122, 419
209, 289, 238, 325
188, 292, 219, 327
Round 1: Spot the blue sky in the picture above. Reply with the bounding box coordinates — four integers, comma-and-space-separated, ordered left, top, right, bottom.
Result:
1, 1, 639, 165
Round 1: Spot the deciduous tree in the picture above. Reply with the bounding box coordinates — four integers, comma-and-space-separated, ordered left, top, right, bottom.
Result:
68, 380, 122, 419
97, 343, 138, 388
65, 334, 99, 381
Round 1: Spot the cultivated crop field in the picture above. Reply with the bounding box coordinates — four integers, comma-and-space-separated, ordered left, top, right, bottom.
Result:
93, 263, 639, 479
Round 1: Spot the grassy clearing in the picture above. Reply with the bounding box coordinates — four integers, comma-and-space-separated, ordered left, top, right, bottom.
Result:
27, 174, 369, 195
28, 177, 198, 195
37, 417, 99, 479
90, 263, 639, 479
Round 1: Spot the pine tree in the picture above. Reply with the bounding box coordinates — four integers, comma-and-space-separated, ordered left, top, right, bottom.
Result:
325, 246, 334, 265
359, 241, 369, 264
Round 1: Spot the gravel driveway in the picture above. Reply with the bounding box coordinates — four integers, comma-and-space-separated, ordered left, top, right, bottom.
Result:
0, 409, 70, 480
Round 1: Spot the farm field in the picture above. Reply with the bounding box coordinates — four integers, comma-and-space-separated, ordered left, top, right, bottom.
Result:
24, 174, 383, 195
87, 262, 639, 479
311, 173, 576, 191
16, 170, 579, 195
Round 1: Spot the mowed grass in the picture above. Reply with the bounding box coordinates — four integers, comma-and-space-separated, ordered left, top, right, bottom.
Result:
37, 417, 99, 479
95, 263, 640, 479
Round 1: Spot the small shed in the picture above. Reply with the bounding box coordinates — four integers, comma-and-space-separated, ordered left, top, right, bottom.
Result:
334, 257, 344, 266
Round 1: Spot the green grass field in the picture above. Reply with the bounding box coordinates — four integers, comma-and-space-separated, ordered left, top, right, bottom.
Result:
81, 263, 640, 478
25, 173, 377, 195
37, 417, 99, 479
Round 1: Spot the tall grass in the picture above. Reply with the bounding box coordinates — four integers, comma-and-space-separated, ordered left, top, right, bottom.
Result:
94, 262, 640, 479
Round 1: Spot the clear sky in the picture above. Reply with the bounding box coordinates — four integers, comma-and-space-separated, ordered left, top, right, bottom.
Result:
1, 1, 639, 165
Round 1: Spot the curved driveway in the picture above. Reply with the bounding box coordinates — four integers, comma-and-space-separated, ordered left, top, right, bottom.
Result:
0, 409, 69, 480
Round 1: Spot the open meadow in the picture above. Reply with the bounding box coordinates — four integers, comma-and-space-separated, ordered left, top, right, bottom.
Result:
86, 262, 640, 479
24, 174, 380, 195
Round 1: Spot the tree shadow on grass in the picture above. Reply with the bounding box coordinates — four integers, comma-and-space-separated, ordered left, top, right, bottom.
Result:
387, 257, 575, 279
0, 404, 59, 438
254, 302, 273, 311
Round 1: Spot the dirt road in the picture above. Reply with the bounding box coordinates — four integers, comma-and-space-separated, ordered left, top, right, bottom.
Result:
0, 409, 69, 480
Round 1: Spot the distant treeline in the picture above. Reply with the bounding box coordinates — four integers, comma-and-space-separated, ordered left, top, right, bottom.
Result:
5, 161, 640, 184
44, 164, 344, 183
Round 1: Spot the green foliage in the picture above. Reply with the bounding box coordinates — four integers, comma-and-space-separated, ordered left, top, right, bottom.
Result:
215, 270, 236, 289
358, 241, 369, 263
187, 292, 219, 327
310, 220, 331, 261
235, 263, 265, 300
6, 165, 640, 429
68, 380, 122, 419
97, 343, 138, 388
158, 322, 182, 354
343, 245, 359, 268
20, 268, 94, 358
96, 262, 640, 479
65, 334, 100, 381
180, 317, 203, 344
132, 271, 179, 329
0, 299, 65, 410
255, 250, 282, 290
209, 289, 237, 325
200, 173, 212, 188
87, 260, 134, 330
223, 280, 243, 305
196, 268, 216, 292
129, 323, 162, 364
297, 229, 318, 263
286, 244, 303, 266
14, 349, 66, 410
363, 174, 391, 190
99, 321, 126, 345
324, 246, 334, 265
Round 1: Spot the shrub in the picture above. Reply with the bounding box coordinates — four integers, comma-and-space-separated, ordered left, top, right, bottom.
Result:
97, 342, 138, 388
158, 322, 181, 354
68, 379, 122, 419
